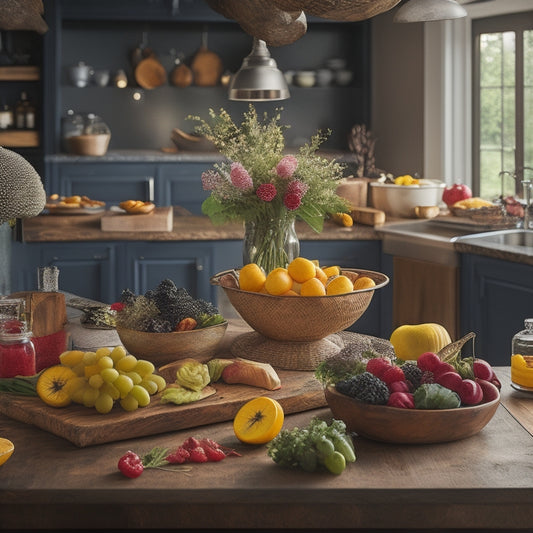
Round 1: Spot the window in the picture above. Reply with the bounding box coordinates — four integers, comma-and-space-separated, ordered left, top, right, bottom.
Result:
473, 12, 533, 200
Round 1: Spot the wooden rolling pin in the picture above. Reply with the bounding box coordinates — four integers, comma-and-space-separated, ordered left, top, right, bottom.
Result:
350, 207, 386, 226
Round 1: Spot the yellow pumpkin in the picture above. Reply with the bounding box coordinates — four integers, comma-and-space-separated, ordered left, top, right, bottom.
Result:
390, 323, 452, 361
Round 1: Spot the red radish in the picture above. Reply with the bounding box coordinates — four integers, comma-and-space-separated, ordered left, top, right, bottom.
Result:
389, 380, 411, 394
442, 183, 472, 207
473, 359, 494, 381
436, 371, 463, 393
458, 379, 483, 405
432, 362, 457, 379
417, 352, 442, 372
475, 378, 500, 403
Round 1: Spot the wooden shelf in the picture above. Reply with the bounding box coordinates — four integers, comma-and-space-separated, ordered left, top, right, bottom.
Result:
0, 66, 40, 81
0, 130, 39, 147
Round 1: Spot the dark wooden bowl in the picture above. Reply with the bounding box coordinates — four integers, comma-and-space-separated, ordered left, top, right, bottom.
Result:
325, 385, 500, 444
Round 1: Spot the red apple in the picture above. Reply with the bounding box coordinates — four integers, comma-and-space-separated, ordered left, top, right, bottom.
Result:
442, 183, 472, 207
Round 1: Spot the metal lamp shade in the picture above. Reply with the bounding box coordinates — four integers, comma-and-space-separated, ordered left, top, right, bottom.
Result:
229, 38, 290, 101
393, 0, 467, 22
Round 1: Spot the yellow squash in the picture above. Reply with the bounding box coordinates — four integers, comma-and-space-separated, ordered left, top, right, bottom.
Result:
511, 354, 533, 388
390, 323, 452, 361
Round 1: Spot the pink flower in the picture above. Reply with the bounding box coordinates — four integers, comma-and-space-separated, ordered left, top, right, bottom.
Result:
256, 183, 277, 202
276, 155, 298, 178
287, 179, 309, 198
230, 162, 254, 190
201, 170, 223, 191
283, 192, 302, 210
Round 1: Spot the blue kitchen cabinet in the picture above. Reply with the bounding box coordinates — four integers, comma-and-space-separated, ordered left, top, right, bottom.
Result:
47, 163, 157, 205
460, 253, 533, 366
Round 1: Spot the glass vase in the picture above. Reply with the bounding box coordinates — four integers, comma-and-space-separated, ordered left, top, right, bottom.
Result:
243, 216, 300, 273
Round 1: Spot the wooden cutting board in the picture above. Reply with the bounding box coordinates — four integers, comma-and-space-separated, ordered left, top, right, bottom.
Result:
0, 370, 326, 447
101, 206, 173, 232
351, 206, 386, 226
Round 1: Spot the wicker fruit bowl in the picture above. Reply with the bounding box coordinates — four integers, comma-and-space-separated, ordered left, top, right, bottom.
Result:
115, 322, 228, 366
325, 385, 500, 444
211, 268, 389, 342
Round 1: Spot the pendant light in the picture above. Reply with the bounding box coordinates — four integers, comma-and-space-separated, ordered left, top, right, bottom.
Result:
393, 0, 467, 22
229, 38, 290, 101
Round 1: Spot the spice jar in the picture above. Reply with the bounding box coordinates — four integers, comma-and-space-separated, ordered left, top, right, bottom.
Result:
0, 299, 36, 378
510, 318, 533, 391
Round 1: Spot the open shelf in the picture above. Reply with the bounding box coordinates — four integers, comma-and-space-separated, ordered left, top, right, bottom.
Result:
0, 130, 39, 147
0, 66, 40, 81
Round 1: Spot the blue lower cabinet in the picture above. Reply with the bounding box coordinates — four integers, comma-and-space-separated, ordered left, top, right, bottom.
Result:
460, 253, 533, 366
40, 243, 117, 302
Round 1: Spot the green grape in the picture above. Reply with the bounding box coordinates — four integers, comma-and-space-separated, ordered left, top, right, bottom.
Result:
71, 362, 86, 377
124, 371, 142, 385
97, 355, 114, 369
140, 379, 158, 395
134, 359, 155, 377
88, 373, 104, 389
69, 379, 87, 404
82, 386, 100, 408
109, 345, 127, 364
101, 382, 120, 401
149, 374, 167, 392
114, 374, 134, 398
115, 354, 138, 372
130, 384, 151, 407
82, 351, 97, 365
100, 367, 119, 383
120, 394, 139, 412
95, 347, 111, 359
94, 392, 114, 414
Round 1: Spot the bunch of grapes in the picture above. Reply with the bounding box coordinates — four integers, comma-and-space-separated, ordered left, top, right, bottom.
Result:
59, 346, 166, 414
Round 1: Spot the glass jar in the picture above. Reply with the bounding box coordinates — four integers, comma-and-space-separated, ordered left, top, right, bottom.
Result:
0, 299, 36, 378
511, 318, 533, 391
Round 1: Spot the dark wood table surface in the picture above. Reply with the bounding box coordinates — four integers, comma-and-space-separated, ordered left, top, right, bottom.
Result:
1, 359, 533, 532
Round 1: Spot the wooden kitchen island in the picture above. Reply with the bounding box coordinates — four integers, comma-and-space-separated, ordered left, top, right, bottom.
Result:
1, 358, 533, 532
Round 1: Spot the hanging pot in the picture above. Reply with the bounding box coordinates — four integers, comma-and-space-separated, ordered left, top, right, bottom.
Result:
190, 28, 223, 86
170, 53, 193, 88
134, 50, 167, 90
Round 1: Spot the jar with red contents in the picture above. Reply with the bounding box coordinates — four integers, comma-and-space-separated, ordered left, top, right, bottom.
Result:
0, 299, 36, 378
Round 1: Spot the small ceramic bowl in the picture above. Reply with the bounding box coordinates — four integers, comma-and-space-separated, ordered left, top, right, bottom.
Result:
294, 71, 316, 88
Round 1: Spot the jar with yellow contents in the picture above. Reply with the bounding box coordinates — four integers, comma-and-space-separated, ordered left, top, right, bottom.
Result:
511, 318, 533, 391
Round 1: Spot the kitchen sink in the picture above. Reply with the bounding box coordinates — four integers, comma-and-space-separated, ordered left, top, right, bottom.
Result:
453, 229, 533, 256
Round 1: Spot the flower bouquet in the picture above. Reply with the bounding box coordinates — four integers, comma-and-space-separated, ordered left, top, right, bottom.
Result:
190, 105, 349, 272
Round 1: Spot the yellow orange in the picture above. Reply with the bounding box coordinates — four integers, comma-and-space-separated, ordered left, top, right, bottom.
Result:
233, 397, 284, 444
281, 289, 299, 296
287, 257, 317, 283
326, 275, 354, 295
0, 438, 14, 467
239, 263, 266, 292
264, 268, 293, 295
322, 265, 340, 278
353, 276, 376, 290
315, 266, 327, 285
300, 277, 327, 296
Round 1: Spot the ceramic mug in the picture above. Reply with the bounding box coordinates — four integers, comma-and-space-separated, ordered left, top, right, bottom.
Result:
93, 69, 110, 87
69, 62, 93, 88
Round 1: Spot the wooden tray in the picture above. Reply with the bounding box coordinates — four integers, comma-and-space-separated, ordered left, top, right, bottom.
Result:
0, 369, 326, 447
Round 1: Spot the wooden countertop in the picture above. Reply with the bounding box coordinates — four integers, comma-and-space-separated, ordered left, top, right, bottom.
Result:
22, 208, 380, 243
1, 351, 533, 530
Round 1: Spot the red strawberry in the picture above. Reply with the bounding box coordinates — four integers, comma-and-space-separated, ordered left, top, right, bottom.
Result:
203, 445, 226, 462
166, 447, 190, 464
181, 437, 202, 451
417, 352, 442, 372
436, 371, 463, 393
188, 446, 208, 463
432, 362, 457, 379
366, 358, 392, 379
388, 380, 411, 394
380, 365, 405, 385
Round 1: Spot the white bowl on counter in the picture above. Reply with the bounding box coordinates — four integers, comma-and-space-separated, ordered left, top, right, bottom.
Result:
370, 180, 445, 218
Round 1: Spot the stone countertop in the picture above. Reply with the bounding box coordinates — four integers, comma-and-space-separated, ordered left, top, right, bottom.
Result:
22, 208, 379, 243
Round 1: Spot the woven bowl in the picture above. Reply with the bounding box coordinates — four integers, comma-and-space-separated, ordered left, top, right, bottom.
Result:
325, 385, 500, 444
116, 322, 228, 366
211, 268, 389, 342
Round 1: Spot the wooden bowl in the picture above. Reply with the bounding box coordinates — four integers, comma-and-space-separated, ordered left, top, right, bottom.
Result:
325, 385, 500, 444
116, 322, 228, 366
171, 128, 217, 152
211, 268, 389, 342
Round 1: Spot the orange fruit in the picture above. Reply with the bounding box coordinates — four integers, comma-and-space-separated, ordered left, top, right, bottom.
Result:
36, 365, 77, 408
287, 257, 316, 283
239, 263, 266, 292
264, 268, 293, 295
315, 266, 327, 285
322, 265, 340, 278
0, 438, 14, 467
353, 276, 376, 290
281, 289, 299, 296
300, 277, 327, 296
291, 280, 302, 294
326, 275, 354, 295
233, 396, 284, 444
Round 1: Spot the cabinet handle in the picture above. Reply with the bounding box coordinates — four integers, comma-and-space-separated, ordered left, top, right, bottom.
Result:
196, 261, 204, 272
146, 177, 154, 202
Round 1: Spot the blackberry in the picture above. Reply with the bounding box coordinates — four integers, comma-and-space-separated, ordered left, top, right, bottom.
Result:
402, 362, 423, 390
139, 316, 173, 333
335, 372, 390, 405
